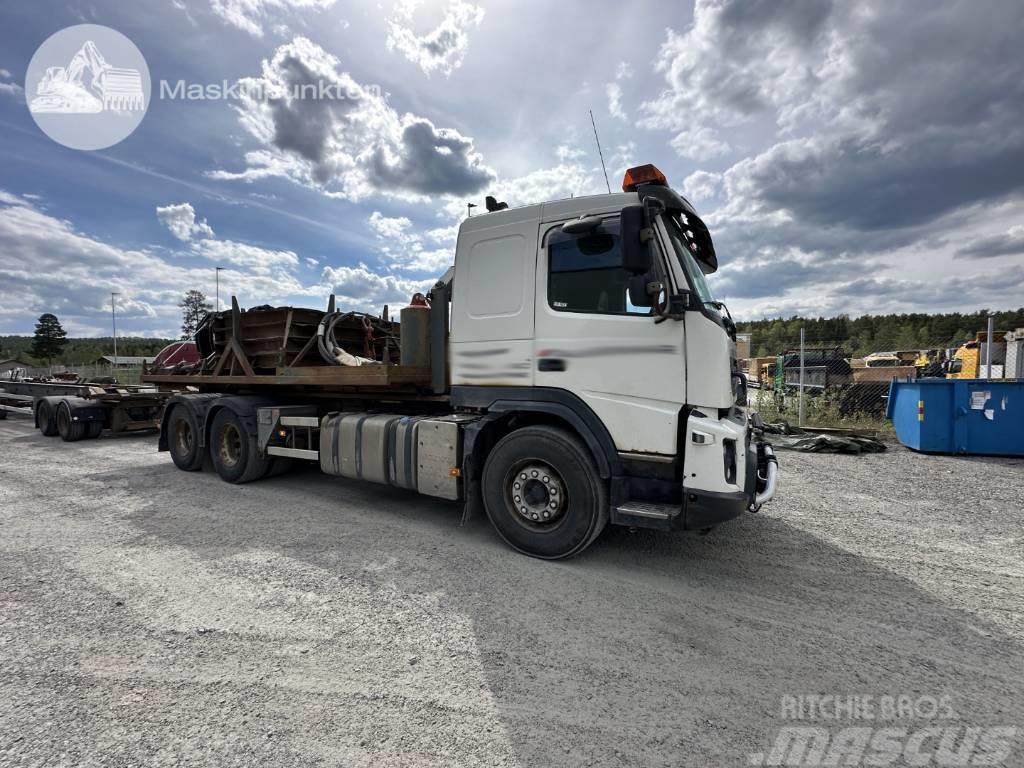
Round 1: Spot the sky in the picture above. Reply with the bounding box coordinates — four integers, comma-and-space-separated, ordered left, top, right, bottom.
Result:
0, 0, 1022, 337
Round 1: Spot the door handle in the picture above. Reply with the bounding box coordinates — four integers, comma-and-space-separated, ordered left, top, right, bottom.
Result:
538, 358, 566, 372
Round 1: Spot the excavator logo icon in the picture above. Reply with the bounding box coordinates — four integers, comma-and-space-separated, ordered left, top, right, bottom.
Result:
30, 40, 144, 114
26, 24, 150, 150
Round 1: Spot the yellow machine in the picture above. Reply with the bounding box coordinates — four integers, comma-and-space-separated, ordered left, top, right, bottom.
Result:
946, 332, 1007, 379
863, 352, 902, 368
946, 343, 980, 379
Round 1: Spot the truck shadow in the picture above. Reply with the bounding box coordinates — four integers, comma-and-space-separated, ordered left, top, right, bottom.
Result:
115, 463, 1024, 767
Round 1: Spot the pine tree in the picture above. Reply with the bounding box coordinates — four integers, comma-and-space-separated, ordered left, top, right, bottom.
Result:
31, 313, 69, 364
179, 290, 212, 339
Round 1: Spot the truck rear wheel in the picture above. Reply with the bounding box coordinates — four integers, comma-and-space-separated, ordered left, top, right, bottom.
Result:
210, 408, 270, 484
481, 425, 608, 559
37, 401, 58, 436
56, 402, 86, 442
168, 405, 204, 471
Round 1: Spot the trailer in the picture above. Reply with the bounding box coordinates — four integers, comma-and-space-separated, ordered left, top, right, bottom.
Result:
144, 163, 778, 559
0, 378, 171, 440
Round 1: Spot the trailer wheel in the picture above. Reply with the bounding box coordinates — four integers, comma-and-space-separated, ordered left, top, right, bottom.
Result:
210, 408, 270, 484
37, 400, 58, 436
56, 402, 86, 442
167, 405, 204, 471
86, 421, 104, 439
481, 425, 608, 559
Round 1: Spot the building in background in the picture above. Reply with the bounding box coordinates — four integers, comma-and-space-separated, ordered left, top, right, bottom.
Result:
0, 358, 29, 377
735, 333, 751, 361
95, 355, 156, 368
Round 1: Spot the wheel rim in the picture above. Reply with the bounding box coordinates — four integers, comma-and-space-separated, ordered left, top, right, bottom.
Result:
173, 417, 193, 457
504, 459, 567, 530
217, 423, 242, 469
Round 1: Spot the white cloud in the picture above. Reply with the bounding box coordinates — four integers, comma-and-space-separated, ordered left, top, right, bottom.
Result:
208, 37, 494, 200
0, 67, 22, 97
156, 202, 215, 241
321, 263, 433, 310
639, 1, 833, 154
606, 61, 632, 120
682, 170, 723, 202
366, 211, 452, 273
555, 145, 586, 162
207, 0, 336, 37
367, 211, 415, 242
386, 0, 485, 77
189, 238, 299, 274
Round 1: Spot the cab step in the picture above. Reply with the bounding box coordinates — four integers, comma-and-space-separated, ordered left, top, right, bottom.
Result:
611, 501, 680, 531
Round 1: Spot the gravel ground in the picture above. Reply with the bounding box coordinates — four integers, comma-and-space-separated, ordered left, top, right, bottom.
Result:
1, 416, 1023, 767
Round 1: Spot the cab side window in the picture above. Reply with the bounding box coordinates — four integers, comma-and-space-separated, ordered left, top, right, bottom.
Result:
547, 220, 645, 315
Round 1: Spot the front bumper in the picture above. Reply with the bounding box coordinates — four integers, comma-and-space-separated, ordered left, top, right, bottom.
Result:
610, 438, 778, 532
680, 442, 777, 529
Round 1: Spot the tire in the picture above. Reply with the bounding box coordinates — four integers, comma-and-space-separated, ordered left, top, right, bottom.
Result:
167, 405, 204, 471
209, 408, 270, 484
481, 425, 608, 559
56, 402, 86, 442
37, 400, 58, 436
86, 421, 104, 439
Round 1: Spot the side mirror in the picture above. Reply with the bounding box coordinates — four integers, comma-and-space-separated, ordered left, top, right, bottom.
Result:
620, 204, 651, 273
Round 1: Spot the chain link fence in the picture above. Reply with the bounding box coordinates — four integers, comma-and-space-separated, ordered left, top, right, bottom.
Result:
741, 328, 1022, 432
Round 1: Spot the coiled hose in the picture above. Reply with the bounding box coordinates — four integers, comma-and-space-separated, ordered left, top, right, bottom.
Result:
316, 311, 398, 366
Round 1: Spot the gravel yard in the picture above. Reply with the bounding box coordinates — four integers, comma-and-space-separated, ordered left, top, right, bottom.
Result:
1, 417, 1022, 767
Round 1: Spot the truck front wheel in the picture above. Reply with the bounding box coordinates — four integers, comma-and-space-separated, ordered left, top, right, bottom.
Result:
209, 408, 270, 484
167, 405, 204, 471
482, 425, 608, 559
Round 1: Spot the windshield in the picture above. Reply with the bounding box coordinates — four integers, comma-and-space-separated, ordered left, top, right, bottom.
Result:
663, 213, 716, 305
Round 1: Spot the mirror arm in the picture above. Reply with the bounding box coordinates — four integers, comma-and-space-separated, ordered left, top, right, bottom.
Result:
642, 201, 676, 322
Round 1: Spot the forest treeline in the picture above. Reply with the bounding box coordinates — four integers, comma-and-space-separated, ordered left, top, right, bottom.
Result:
737, 309, 1024, 358
0, 336, 175, 366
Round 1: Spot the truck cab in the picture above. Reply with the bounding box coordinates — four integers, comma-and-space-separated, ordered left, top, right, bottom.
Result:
447, 164, 776, 552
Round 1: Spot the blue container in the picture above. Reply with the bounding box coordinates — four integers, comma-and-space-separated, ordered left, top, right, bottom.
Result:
887, 378, 1024, 456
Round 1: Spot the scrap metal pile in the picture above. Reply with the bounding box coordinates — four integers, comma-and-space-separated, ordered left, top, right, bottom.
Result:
189, 298, 401, 377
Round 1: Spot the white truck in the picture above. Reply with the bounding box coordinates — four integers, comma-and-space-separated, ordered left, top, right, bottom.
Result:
144, 163, 778, 558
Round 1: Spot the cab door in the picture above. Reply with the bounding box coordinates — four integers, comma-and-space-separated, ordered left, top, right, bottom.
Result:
533, 216, 686, 455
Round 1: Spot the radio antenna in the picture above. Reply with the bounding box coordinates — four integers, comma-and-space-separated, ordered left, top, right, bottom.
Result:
589, 109, 612, 194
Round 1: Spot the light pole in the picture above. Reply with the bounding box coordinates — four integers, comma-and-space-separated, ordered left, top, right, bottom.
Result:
215, 267, 223, 312
111, 292, 120, 364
